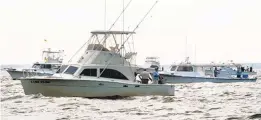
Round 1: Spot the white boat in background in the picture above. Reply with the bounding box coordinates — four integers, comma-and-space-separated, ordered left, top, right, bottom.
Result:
19, 30, 175, 98
143, 56, 163, 71
5, 48, 64, 80
204, 60, 257, 76
159, 57, 257, 83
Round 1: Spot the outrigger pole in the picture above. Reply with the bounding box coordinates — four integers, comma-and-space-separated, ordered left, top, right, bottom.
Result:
99, 0, 159, 77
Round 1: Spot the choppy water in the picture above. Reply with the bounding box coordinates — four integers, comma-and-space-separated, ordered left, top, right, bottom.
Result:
1, 70, 261, 120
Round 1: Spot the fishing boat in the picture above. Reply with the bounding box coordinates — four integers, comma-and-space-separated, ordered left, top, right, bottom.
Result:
159, 57, 257, 83
204, 60, 258, 76
142, 56, 163, 71
5, 48, 64, 80
19, 30, 175, 97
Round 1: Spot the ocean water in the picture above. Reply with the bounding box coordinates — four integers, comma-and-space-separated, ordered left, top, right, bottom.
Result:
1, 70, 261, 120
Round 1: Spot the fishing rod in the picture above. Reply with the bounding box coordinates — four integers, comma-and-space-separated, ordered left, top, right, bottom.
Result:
78, 0, 135, 66
120, 0, 158, 49
99, 0, 159, 77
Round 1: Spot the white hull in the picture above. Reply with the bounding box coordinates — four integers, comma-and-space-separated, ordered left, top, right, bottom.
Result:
161, 74, 257, 83
20, 78, 175, 97
6, 70, 53, 80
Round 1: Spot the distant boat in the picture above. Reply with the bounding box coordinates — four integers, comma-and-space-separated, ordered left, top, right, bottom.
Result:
159, 57, 257, 83
143, 56, 163, 70
4, 48, 64, 80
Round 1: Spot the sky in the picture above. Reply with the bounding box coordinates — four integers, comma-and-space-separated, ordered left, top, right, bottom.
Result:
0, 0, 261, 65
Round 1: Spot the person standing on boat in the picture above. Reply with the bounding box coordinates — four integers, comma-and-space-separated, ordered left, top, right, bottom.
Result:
236, 67, 241, 78
246, 66, 249, 72
214, 67, 218, 77
153, 67, 160, 84
139, 69, 152, 84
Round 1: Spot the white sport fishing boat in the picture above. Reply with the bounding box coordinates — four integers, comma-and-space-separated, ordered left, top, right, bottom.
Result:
159, 57, 257, 83
19, 30, 175, 98
5, 48, 64, 80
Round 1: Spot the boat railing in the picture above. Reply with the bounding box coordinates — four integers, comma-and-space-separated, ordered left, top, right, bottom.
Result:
22, 68, 46, 78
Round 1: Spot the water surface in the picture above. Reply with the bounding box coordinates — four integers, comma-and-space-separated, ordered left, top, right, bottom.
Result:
1, 70, 261, 120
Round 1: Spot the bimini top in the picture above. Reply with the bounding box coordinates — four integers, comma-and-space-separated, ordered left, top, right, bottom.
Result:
146, 57, 159, 59
91, 30, 135, 35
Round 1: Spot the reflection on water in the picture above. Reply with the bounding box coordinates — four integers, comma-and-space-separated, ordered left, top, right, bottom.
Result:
1, 70, 261, 120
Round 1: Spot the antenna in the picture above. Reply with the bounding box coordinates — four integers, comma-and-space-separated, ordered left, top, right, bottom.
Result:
194, 44, 196, 63
121, 0, 125, 60
104, 0, 107, 30
123, 0, 125, 32
120, 0, 158, 48
185, 35, 188, 58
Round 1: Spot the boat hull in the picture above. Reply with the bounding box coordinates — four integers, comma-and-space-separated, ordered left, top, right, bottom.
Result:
20, 78, 175, 97
161, 74, 257, 84
6, 70, 53, 80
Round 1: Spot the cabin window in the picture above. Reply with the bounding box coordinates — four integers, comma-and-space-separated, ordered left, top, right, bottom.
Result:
56, 65, 68, 73
80, 69, 97, 77
150, 65, 159, 69
32, 64, 40, 69
177, 66, 194, 72
64, 66, 78, 74
52, 64, 61, 69
100, 69, 128, 80
170, 66, 177, 71
40, 64, 52, 69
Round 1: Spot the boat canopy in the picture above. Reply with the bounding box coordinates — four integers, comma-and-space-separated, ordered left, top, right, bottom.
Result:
91, 30, 135, 35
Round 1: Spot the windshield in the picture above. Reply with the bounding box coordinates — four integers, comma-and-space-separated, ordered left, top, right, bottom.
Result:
170, 66, 177, 71
40, 64, 52, 69
52, 64, 61, 69
177, 66, 194, 72
32, 64, 40, 68
64, 66, 78, 75
56, 65, 68, 73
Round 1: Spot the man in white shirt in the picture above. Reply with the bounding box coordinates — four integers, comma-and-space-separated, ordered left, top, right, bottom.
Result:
139, 69, 152, 84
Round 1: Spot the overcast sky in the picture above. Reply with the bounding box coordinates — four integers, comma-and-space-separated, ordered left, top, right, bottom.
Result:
0, 0, 261, 65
